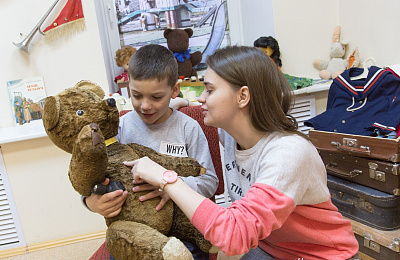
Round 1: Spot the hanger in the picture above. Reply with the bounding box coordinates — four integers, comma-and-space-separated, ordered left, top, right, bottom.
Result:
350, 57, 376, 81
350, 67, 368, 80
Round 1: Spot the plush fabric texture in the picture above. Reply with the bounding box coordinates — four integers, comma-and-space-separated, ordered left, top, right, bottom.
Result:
42, 81, 212, 260
313, 26, 349, 79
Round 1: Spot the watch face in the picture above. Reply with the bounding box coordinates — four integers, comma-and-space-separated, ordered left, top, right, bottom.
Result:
163, 170, 177, 183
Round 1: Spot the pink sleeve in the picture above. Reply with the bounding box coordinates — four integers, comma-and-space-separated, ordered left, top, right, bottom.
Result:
191, 183, 295, 256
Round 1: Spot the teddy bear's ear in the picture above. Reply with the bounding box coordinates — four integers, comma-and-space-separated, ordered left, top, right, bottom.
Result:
74, 80, 105, 99
184, 28, 193, 38
164, 28, 173, 39
43, 96, 60, 131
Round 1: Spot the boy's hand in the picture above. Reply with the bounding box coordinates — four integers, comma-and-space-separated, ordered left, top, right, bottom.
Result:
132, 183, 171, 211
85, 178, 128, 218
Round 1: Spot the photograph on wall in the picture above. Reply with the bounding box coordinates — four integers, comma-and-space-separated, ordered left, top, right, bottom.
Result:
115, 0, 230, 68
7, 76, 47, 126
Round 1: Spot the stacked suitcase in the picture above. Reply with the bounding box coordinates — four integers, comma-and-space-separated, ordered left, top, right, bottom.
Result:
309, 129, 400, 259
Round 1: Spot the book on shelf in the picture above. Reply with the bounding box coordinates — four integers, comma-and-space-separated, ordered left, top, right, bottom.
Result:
7, 76, 47, 126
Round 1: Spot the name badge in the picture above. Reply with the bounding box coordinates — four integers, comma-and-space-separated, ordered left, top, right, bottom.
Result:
160, 142, 188, 157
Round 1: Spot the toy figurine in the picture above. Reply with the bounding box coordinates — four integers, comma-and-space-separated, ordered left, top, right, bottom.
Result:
114, 46, 137, 84
254, 36, 282, 69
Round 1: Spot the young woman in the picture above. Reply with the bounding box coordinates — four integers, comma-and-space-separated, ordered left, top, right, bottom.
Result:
125, 46, 360, 260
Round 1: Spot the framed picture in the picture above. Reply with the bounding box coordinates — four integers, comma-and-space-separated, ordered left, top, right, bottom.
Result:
115, 0, 230, 67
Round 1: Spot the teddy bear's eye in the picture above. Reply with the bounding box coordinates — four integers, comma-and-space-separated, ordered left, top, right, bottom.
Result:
76, 110, 84, 116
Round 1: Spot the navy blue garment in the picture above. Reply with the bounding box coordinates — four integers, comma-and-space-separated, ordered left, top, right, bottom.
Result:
305, 66, 400, 136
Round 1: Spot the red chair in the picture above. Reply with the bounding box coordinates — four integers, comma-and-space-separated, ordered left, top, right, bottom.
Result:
90, 106, 223, 260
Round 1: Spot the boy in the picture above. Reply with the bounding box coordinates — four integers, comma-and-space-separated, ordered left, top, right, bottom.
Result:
84, 44, 218, 259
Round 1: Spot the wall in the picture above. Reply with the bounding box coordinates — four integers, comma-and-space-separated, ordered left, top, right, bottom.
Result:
1, 0, 400, 253
273, 0, 400, 78
0, 0, 110, 247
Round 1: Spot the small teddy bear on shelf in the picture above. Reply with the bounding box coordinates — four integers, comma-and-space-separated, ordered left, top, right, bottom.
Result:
313, 26, 349, 79
164, 28, 202, 78
114, 46, 137, 84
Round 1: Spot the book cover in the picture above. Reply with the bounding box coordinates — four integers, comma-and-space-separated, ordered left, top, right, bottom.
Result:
7, 76, 47, 126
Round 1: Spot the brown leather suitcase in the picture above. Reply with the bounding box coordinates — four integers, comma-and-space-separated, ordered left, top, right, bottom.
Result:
320, 150, 400, 195
327, 174, 400, 230
309, 129, 400, 162
346, 217, 400, 260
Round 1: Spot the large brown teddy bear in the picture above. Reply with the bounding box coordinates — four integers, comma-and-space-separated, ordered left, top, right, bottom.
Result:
164, 28, 202, 78
42, 80, 215, 260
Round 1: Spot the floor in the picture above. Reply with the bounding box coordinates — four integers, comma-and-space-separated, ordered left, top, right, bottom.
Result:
2, 238, 243, 260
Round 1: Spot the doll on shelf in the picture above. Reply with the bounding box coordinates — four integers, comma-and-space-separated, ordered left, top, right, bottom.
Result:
114, 46, 137, 84
254, 36, 282, 70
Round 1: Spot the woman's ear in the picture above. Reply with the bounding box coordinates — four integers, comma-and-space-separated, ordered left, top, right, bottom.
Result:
237, 86, 250, 108
171, 82, 181, 99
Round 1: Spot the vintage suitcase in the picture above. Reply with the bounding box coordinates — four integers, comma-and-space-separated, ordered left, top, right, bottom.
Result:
320, 150, 400, 195
327, 174, 400, 230
346, 217, 400, 260
309, 129, 400, 162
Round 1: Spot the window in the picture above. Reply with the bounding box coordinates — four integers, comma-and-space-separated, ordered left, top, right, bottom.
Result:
95, 0, 230, 94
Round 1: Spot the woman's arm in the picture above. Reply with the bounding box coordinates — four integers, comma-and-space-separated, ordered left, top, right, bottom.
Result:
124, 157, 206, 219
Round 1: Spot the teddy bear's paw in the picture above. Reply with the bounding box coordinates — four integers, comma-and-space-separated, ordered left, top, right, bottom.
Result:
319, 70, 331, 80
209, 245, 219, 254
162, 237, 193, 260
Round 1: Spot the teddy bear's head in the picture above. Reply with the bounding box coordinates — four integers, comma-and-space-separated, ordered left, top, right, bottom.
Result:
42, 80, 119, 154
164, 28, 193, 53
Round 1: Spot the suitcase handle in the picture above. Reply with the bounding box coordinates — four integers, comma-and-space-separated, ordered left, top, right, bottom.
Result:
331, 196, 357, 208
326, 163, 362, 178
331, 141, 371, 155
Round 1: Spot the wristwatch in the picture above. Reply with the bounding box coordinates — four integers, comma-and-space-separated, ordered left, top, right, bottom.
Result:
159, 170, 178, 191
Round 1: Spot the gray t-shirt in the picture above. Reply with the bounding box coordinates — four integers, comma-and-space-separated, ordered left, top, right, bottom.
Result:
117, 109, 218, 198
219, 129, 329, 205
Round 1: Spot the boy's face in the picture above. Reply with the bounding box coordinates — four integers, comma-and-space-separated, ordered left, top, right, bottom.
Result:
130, 78, 180, 124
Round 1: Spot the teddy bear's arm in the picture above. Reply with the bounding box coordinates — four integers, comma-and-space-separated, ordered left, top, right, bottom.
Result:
69, 123, 108, 196
313, 59, 329, 70
126, 143, 203, 178
190, 51, 202, 67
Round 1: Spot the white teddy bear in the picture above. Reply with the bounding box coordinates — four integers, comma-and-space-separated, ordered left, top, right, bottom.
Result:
313, 26, 349, 79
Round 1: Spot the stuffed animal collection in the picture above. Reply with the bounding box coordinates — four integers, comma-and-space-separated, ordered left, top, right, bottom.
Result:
42, 80, 214, 260
313, 26, 349, 79
164, 28, 202, 78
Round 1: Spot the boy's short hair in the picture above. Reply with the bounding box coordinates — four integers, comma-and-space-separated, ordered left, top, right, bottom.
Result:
128, 44, 179, 87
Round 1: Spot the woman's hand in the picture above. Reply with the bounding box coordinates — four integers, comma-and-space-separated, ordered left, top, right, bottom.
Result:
124, 156, 166, 190
132, 183, 172, 211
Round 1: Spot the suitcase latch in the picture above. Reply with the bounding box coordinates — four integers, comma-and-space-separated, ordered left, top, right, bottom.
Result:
343, 138, 358, 147
364, 236, 380, 253
368, 162, 386, 182
360, 198, 374, 213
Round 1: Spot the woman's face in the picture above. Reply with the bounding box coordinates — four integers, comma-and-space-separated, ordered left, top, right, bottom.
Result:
198, 68, 239, 129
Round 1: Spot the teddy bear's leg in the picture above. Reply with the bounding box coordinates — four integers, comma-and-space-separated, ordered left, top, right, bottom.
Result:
169, 207, 217, 254
69, 123, 108, 196
107, 220, 193, 260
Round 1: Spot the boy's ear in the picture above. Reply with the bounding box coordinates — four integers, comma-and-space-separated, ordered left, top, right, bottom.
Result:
171, 82, 181, 99
237, 86, 250, 108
